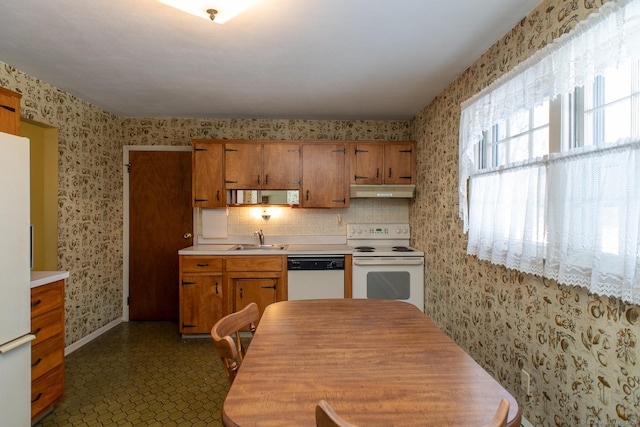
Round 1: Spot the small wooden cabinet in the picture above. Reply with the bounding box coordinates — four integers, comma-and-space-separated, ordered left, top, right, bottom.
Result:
301, 143, 349, 208
179, 255, 287, 334
225, 141, 301, 190
192, 140, 225, 208
30, 280, 65, 421
179, 257, 224, 334
350, 141, 415, 185
226, 256, 287, 327
0, 87, 21, 135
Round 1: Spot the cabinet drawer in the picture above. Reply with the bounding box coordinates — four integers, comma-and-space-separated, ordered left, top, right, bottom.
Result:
31, 308, 64, 347
31, 281, 64, 318
32, 335, 64, 380
31, 365, 64, 420
226, 256, 284, 272
181, 257, 223, 273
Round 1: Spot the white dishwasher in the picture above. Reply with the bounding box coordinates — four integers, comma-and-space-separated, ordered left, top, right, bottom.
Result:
287, 256, 345, 300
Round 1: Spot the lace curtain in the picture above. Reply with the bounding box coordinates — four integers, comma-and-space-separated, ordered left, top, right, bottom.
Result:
467, 162, 546, 277
545, 142, 640, 304
459, 0, 640, 304
459, 0, 640, 230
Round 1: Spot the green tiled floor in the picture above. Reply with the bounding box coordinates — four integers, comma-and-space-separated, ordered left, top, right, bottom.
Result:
36, 322, 229, 427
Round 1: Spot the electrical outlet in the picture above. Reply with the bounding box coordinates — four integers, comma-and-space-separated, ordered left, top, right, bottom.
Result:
521, 369, 531, 396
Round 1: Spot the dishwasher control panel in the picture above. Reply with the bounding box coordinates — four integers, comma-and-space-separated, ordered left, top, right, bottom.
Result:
287, 257, 345, 270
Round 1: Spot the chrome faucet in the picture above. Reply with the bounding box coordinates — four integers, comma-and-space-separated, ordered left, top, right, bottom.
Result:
254, 229, 265, 246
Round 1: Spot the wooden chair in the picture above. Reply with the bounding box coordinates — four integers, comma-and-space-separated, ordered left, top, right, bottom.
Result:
481, 398, 510, 427
211, 302, 259, 384
315, 400, 359, 427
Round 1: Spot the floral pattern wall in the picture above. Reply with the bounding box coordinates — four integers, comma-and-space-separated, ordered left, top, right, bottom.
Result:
409, 0, 639, 425
0, 62, 410, 347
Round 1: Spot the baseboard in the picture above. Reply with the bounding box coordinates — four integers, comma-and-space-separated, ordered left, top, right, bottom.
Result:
521, 415, 534, 427
64, 318, 123, 356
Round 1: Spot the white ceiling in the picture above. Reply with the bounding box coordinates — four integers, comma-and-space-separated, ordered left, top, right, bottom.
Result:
0, 0, 540, 120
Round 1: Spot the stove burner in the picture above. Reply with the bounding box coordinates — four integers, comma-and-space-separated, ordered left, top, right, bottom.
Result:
392, 246, 414, 252
355, 246, 375, 252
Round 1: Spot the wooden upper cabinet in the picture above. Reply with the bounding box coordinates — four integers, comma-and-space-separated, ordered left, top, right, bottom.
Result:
262, 143, 301, 189
0, 87, 21, 135
192, 140, 225, 207
301, 143, 348, 208
350, 141, 415, 185
384, 143, 414, 184
225, 142, 301, 190
351, 143, 384, 184
225, 143, 263, 189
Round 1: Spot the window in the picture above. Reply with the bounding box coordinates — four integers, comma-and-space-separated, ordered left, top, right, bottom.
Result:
477, 101, 550, 168
459, 0, 640, 305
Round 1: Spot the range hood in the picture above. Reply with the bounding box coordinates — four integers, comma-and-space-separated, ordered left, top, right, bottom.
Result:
349, 184, 416, 199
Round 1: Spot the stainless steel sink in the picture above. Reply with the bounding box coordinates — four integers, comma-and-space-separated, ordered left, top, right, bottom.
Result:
229, 244, 288, 251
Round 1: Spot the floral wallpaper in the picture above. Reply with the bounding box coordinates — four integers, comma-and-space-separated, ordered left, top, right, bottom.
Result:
410, 0, 639, 426
3, 0, 638, 425
0, 62, 410, 348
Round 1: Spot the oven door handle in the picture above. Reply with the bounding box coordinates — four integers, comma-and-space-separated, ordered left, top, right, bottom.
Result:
353, 258, 424, 266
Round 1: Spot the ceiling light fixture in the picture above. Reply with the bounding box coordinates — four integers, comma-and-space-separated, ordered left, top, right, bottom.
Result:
206, 9, 218, 21
158, 0, 261, 24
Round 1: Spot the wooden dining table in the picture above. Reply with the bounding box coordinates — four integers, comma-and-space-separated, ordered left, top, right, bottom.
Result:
222, 299, 521, 426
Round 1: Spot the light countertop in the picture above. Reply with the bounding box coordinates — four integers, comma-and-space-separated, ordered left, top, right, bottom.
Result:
178, 244, 352, 256
31, 271, 70, 288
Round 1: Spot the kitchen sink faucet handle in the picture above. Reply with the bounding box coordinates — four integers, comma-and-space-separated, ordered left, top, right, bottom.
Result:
254, 230, 265, 246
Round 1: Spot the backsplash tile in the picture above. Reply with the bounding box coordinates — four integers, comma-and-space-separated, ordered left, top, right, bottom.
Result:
224, 199, 409, 237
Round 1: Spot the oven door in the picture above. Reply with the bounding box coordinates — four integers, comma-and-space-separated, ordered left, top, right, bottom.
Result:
352, 257, 424, 312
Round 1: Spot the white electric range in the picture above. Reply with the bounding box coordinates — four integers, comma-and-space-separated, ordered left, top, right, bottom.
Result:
347, 223, 425, 311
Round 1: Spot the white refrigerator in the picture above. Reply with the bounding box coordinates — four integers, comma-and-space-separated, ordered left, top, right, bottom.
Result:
0, 131, 34, 426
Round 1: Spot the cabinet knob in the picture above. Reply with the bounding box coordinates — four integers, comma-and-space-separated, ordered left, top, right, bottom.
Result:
183, 233, 192, 239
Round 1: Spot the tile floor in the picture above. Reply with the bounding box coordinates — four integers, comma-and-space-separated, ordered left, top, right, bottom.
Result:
35, 322, 230, 427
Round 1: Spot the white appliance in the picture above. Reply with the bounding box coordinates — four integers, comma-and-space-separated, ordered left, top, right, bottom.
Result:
0, 131, 34, 426
348, 223, 425, 312
287, 256, 345, 300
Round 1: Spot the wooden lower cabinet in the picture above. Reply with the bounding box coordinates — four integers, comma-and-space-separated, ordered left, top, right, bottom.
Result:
179, 257, 223, 334
226, 256, 287, 328
30, 279, 65, 421
179, 255, 287, 335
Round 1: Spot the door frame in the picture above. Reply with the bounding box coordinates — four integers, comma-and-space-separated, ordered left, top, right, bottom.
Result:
122, 145, 193, 321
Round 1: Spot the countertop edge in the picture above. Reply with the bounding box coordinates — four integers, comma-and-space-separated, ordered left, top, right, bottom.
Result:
31, 271, 70, 288
178, 244, 353, 256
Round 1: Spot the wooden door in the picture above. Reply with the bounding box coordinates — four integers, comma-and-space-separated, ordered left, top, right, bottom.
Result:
129, 150, 192, 320
192, 141, 225, 207
352, 143, 383, 184
384, 143, 414, 184
225, 143, 262, 189
180, 274, 223, 333
263, 143, 301, 189
301, 143, 348, 208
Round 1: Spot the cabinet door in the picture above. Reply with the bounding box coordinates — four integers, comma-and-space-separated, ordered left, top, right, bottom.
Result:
384, 143, 414, 184
192, 141, 225, 207
301, 143, 348, 208
0, 88, 21, 135
263, 143, 301, 189
352, 143, 384, 184
233, 277, 278, 327
180, 274, 223, 334
225, 143, 263, 189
